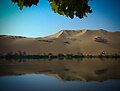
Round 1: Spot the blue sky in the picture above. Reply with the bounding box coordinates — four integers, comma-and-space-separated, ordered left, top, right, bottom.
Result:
0, 0, 120, 37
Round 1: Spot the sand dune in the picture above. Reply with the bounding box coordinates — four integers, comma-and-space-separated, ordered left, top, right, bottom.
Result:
0, 29, 120, 55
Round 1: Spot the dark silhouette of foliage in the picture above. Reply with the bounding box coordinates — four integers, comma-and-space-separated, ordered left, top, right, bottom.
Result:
1, 51, 120, 59
48, 53, 53, 56
58, 53, 65, 59
11, 0, 92, 19
66, 54, 73, 59
64, 41, 70, 44
12, 0, 39, 10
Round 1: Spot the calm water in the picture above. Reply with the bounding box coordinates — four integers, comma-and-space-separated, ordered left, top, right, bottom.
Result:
0, 74, 120, 91
0, 58, 120, 91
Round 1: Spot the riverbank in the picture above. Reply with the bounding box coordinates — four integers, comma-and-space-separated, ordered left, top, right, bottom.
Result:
0, 53, 120, 59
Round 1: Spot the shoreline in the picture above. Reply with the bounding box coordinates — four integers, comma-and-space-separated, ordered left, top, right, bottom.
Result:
0, 53, 120, 59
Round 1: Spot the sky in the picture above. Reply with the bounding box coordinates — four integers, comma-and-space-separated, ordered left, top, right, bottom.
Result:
0, 0, 120, 38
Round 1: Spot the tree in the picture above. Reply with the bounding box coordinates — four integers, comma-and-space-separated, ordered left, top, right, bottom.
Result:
11, 0, 92, 19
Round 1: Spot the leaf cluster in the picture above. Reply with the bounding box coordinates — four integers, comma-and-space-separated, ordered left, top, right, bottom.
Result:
11, 0, 92, 19
49, 0, 92, 19
12, 0, 39, 10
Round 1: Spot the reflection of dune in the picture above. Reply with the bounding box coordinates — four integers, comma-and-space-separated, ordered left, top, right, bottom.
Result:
0, 29, 120, 55
0, 58, 120, 81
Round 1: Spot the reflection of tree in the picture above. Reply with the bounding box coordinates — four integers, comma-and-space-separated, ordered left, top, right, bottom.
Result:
76, 58, 83, 62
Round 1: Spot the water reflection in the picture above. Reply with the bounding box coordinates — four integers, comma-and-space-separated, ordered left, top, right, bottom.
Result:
0, 74, 120, 91
0, 58, 120, 81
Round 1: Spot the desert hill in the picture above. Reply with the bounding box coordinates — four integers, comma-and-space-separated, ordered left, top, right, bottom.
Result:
0, 29, 120, 55
0, 35, 27, 39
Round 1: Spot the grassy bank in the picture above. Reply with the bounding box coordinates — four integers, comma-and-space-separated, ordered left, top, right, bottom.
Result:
0, 52, 120, 59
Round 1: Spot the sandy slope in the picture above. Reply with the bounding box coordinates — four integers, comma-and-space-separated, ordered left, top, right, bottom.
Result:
0, 29, 120, 55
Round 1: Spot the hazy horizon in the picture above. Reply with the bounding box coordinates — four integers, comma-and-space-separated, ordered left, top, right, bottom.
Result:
0, 29, 120, 38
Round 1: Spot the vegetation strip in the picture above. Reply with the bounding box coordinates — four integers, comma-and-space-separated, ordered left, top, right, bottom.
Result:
0, 52, 120, 59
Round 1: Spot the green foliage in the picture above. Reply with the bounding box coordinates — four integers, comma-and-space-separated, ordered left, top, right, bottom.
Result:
12, 0, 39, 10
11, 0, 92, 19
49, 0, 92, 19
1, 52, 120, 59
58, 53, 65, 59
66, 54, 73, 59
